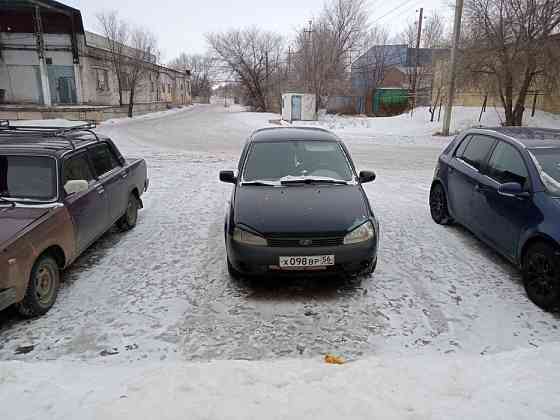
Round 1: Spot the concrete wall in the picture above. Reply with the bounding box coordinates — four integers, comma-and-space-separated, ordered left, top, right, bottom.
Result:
0, 101, 181, 122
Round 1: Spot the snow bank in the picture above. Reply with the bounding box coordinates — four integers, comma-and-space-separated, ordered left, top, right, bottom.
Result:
282, 106, 560, 147
1, 344, 559, 419
101, 104, 197, 125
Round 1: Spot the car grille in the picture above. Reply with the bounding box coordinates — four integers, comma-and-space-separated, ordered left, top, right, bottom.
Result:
267, 236, 344, 247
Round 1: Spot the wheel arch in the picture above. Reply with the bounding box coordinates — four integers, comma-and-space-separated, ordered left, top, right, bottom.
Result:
38, 245, 66, 269
519, 234, 560, 266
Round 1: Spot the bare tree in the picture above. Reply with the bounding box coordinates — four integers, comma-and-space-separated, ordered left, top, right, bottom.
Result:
293, 0, 369, 105
206, 28, 283, 111
169, 53, 214, 100
97, 11, 129, 106
463, 0, 560, 126
124, 27, 158, 117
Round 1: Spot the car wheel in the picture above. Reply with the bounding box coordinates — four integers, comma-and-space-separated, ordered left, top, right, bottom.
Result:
17, 255, 60, 317
522, 242, 560, 311
429, 183, 452, 225
117, 194, 139, 231
361, 258, 377, 276
227, 257, 242, 279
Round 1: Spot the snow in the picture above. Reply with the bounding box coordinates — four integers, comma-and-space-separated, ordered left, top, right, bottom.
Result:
1, 104, 560, 417
1, 343, 559, 419
101, 104, 197, 125
285, 106, 560, 147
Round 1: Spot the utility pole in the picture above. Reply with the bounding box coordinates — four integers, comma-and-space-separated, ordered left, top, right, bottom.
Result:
442, 0, 464, 136
411, 7, 423, 111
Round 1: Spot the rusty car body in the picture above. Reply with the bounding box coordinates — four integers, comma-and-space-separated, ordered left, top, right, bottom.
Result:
0, 122, 148, 316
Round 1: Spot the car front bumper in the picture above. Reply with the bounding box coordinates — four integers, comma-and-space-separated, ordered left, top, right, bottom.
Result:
226, 235, 378, 276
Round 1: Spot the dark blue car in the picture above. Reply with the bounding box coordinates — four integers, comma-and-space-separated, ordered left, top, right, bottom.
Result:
429, 127, 560, 310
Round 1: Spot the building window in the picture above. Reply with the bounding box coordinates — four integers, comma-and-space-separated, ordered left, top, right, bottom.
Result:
96, 69, 109, 91
168, 83, 171, 93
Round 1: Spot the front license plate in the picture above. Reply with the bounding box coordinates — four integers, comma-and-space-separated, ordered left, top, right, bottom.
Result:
279, 255, 335, 269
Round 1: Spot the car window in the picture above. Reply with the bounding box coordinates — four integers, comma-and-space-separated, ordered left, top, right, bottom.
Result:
243, 141, 354, 182
487, 142, 529, 186
529, 148, 560, 195
63, 153, 94, 185
459, 135, 495, 170
0, 155, 57, 200
88, 143, 120, 177
454, 135, 471, 158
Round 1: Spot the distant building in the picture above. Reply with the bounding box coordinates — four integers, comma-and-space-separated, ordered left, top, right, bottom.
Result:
350, 44, 443, 113
0, 0, 191, 119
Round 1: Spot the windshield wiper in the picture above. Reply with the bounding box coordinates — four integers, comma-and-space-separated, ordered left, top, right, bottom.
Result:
280, 177, 348, 185
0, 196, 15, 208
241, 180, 278, 186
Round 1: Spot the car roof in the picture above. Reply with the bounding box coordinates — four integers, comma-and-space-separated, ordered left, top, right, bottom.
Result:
0, 134, 109, 157
249, 127, 341, 143
468, 127, 560, 148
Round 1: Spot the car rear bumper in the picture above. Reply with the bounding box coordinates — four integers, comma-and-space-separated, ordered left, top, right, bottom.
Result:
226, 235, 378, 276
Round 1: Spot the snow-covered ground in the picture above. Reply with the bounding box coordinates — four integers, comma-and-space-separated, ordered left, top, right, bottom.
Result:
1, 104, 560, 418
2, 341, 560, 420
288, 106, 560, 146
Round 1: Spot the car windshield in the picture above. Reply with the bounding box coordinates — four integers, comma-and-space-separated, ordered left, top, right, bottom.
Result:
529, 148, 560, 195
242, 141, 354, 183
0, 155, 57, 201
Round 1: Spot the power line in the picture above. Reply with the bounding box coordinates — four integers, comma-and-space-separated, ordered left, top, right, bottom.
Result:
371, 0, 418, 24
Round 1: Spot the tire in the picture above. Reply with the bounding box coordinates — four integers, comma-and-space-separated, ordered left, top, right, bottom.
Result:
361, 258, 377, 276
522, 242, 560, 311
17, 255, 60, 317
227, 257, 242, 279
429, 183, 452, 225
117, 194, 139, 232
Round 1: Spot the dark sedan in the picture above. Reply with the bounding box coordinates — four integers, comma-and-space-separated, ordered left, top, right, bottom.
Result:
429, 127, 560, 310
219, 127, 379, 278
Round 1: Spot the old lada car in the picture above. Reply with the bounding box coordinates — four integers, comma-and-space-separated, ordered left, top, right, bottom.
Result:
0, 121, 148, 317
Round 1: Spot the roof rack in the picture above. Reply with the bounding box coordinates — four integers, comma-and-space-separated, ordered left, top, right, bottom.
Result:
0, 121, 100, 150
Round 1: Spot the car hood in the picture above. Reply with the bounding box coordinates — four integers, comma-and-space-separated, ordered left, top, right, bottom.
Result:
0, 206, 49, 246
234, 185, 370, 235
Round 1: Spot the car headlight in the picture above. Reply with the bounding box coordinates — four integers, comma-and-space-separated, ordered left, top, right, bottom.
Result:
344, 221, 375, 245
233, 227, 267, 246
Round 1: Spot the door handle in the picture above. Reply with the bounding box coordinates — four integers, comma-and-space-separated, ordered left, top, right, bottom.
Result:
121, 172, 129, 179
96, 186, 105, 195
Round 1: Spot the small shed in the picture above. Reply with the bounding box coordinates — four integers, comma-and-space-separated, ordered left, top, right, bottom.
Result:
281, 93, 317, 122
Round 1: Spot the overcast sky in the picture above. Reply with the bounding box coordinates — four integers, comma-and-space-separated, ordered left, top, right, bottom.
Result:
65, 0, 453, 63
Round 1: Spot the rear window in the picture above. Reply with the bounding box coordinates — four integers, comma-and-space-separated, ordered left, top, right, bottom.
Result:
243, 141, 354, 182
0, 155, 57, 200
88, 143, 120, 177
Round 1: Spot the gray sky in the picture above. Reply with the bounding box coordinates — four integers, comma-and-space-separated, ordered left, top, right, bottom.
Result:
66, 0, 453, 62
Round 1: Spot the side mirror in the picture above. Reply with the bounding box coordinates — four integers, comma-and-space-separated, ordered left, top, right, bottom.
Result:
219, 170, 237, 184
64, 180, 89, 195
359, 170, 376, 183
498, 182, 530, 198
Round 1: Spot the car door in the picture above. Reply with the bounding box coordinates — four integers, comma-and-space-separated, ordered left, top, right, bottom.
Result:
472, 140, 534, 259
447, 134, 496, 227
87, 143, 128, 226
62, 151, 109, 253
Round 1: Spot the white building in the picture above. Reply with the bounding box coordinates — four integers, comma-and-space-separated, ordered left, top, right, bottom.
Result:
281, 93, 317, 122
0, 0, 191, 119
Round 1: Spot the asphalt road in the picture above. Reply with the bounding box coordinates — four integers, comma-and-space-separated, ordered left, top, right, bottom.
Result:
1, 104, 558, 362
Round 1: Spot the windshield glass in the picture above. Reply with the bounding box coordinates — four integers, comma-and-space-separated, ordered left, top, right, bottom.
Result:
0, 155, 57, 201
529, 148, 560, 195
242, 141, 354, 182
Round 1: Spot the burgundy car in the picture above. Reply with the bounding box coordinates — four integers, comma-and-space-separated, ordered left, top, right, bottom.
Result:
0, 122, 148, 317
